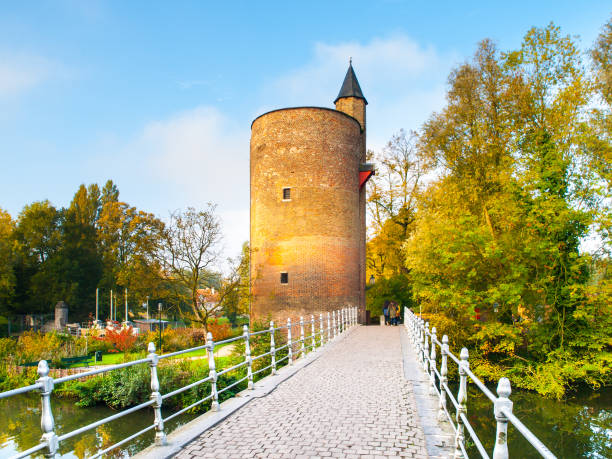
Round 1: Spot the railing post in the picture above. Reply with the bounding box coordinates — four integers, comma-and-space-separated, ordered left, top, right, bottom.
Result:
331, 311, 336, 338
243, 325, 253, 390
310, 314, 316, 350
493, 378, 513, 459
335, 310, 340, 336
148, 342, 167, 445
429, 327, 437, 396
416, 319, 423, 362
299, 316, 305, 359
319, 313, 324, 347
327, 312, 331, 342
438, 335, 449, 422
454, 348, 469, 458
287, 318, 293, 365
270, 320, 276, 375
37, 360, 58, 457
421, 319, 427, 367
410, 311, 415, 338
423, 322, 430, 372
206, 332, 220, 411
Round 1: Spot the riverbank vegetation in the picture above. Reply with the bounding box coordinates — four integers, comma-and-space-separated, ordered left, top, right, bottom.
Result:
0, 322, 241, 391
0, 320, 282, 414
0, 181, 251, 331
367, 18, 612, 398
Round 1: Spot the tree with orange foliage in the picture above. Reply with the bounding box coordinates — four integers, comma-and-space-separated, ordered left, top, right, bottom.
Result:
102, 326, 137, 353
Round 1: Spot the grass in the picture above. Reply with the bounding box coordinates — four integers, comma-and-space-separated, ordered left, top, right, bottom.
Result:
64, 341, 235, 368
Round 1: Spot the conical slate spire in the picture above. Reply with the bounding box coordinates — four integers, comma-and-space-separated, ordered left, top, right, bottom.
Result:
334, 59, 367, 105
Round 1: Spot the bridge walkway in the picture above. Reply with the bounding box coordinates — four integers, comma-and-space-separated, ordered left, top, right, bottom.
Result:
174, 326, 430, 459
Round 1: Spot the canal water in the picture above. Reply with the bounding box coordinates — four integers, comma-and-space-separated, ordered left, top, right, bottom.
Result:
0, 394, 198, 458
464, 386, 611, 458
0, 387, 610, 457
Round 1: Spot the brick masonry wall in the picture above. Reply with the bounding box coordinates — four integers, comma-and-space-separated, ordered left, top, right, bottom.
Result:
250, 107, 364, 321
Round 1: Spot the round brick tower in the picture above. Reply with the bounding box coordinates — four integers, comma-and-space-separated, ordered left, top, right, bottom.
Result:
250, 62, 372, 322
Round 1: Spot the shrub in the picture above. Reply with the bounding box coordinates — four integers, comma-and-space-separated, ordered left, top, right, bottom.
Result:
59, 357, 244, 413
99, 327, 138, 353
17, 331, 65, 363
0, 337, 16, 362
207, 320, 233, 341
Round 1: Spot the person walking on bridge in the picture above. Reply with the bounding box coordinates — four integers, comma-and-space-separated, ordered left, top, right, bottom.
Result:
389, 301, 397, 325
383, 301, 390, 325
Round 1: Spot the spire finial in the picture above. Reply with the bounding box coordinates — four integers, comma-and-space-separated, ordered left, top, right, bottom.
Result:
334, 59, 367, 105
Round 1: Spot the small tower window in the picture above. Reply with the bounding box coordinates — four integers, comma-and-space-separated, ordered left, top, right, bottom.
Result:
280, 272, 288, 284
282, 188, 291, 201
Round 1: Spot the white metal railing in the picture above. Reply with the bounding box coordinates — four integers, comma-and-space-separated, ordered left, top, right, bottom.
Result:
0, 307, 359, 458
404, 308, 557, 459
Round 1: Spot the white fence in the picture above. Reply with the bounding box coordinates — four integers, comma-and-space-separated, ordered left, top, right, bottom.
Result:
0, 307, 358, 458
404, 307, 556, 459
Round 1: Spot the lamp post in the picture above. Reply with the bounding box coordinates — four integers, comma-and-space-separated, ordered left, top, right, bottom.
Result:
369, 274, 375, 286
146, 296, 149, 321
158, 303, 162, 352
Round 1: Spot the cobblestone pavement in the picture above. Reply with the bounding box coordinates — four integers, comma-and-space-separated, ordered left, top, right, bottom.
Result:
174, 326, 428, 459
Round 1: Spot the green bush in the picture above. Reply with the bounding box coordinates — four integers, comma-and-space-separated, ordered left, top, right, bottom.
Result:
58, 357, 244, 413
366, 274, 414, 317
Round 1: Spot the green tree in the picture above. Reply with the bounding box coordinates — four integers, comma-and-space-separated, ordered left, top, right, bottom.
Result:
12, 201, 61, 313
589, 16, 612, 254
221, 242, 251, 326
97, 199, 165, 303
403, 24, 610, 397
367, 130, 425, 278
366, 274, 413, 317
0, 209, 16, 313
14, 200, 61, 265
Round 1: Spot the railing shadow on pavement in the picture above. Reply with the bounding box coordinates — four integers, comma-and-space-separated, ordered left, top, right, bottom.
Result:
0, 307, 359, 458
404, 307, 557, 459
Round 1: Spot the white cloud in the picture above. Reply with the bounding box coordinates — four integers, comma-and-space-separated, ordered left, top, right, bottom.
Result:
261, 34, 455, 150
91, 34, 455, 263
0, 53, 62, 97
91, 106, 251, 260
141, 106, 249, 210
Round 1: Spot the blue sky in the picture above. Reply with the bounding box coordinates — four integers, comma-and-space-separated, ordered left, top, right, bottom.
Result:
1, 1, 610, 259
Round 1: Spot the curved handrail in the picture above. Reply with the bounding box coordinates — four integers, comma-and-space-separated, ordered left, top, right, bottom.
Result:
404, 307, 557, 459
0, 306, 359, 458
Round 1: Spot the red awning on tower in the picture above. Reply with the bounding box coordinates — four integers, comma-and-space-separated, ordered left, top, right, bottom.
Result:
359, 163, 375, 189
359, 170, 373, 188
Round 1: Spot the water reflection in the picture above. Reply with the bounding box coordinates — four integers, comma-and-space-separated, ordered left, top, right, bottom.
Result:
0, 394, 197, 458
1, 387, 610, 458
465, 386, 612, 459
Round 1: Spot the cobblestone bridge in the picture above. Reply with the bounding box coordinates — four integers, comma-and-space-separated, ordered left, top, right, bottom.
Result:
144, 325, 452, 459
1, 307, 555, 458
